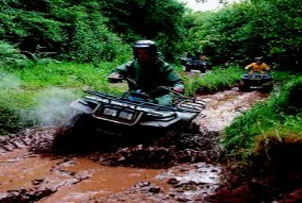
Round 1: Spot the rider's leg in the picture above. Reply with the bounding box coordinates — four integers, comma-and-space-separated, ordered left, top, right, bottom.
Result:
155, 94, 173, 106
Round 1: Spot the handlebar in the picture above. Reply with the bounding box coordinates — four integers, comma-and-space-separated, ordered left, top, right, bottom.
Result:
108, 75, 138, 87
108, 77, 123, 83
109, 75, 185, 97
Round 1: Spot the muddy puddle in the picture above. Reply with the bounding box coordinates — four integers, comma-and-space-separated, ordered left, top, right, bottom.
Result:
196, 87, 268, 132
0, 88, 268, 202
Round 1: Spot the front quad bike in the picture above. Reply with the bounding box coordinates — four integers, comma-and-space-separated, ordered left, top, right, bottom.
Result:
184, 59, 212, 73
52, 86, 205, 153
239, 71, 273, 92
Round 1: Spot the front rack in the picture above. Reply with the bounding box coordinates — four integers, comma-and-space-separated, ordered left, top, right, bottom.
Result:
84, 90, 205, 114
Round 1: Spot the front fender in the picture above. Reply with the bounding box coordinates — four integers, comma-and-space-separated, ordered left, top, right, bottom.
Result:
69, 99, 94, 114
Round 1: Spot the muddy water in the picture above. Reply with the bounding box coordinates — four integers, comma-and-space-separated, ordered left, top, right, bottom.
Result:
196, 87, 268, 132
0, 144, 162, 202
40, 159, 162, 202
0, 88, 268, 202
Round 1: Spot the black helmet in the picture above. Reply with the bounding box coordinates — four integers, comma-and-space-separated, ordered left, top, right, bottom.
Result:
255, 56, 263, 61
133, 40, 158, 58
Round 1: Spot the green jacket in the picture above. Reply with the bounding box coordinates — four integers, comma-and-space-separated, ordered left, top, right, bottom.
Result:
112, 58, 184, 93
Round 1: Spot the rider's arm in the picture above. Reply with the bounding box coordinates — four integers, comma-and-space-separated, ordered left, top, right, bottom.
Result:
162, 63, 184, 93
245, 63, 254, 70
108, 61, 132, 82
201, 55, 209, 61
262, 63, 270, 71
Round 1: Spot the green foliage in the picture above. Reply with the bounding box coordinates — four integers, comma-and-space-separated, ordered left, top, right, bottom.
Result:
100, 0, 186, 60
182, 66, 243, 96
223, 75, 302, 159
275, 78, 302, 114
0, 0, 185, 63
66, 2, 131, 63
0, 0, 130, 63
182, 0, 302, 70
0, 108, 30, 135
0, 40, 32, 68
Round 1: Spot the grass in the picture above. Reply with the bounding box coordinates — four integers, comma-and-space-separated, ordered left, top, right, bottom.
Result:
0, 61, 129, 135
180, 66, 243, 96
223, 74, 302, 160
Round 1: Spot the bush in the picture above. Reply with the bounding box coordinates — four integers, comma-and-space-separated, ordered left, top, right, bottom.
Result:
0, 41, 32, 68
0, 0, 130, 63
223, 76, 302, 159
183, 66, 243, 96
276, 78, 302, 113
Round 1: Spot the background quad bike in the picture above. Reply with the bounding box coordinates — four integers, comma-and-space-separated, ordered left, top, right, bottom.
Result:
181, 58, 212, 73
238, 72, 273, 93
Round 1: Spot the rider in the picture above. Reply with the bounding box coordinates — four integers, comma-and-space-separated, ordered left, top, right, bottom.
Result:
198, 52, 209, 61
108, 40, 184, 106
245, 57, 270, 73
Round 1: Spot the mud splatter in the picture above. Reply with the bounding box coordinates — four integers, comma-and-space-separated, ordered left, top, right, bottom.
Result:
96, 130, 222, 168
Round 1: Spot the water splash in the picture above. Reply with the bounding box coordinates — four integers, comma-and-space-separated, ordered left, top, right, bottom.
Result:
23, 88, 79, 127
0, 72, 21, 90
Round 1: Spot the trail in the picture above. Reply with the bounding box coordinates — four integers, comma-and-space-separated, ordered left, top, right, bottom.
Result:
0, 88, 268, 202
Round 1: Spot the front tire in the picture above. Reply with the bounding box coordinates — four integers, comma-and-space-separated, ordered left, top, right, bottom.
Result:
185, 65, 191, 72
52, 114, 95, 153
238, 81, 250, 91
260, 83, 273, 93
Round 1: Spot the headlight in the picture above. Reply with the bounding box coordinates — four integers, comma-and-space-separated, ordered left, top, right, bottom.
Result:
103, 108, 118, 117
119, 111, 134, 120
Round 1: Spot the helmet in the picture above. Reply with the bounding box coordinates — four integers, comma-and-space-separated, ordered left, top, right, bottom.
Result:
255, 56, 263, 62
133, 40, 158, 59
195, 51, 201, 56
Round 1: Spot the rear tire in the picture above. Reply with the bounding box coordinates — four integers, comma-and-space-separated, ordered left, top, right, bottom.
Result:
200, 67, 206, 73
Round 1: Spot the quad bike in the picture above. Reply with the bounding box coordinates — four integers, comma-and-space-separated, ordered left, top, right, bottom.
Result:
52, 78, 205, 152
183, 58, 212, 73
239, 71, 273, 92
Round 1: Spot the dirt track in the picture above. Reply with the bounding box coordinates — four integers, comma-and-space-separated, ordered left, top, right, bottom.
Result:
0, 88, 269, 202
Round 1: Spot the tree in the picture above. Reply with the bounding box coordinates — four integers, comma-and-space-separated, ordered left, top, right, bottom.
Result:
99, 0, 186, 60
182, 0, 302, 70
0, 0, 129, 62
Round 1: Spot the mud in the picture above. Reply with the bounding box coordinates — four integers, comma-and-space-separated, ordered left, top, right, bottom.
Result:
93, 130, 221, 169
0, 89, 269, 202
0, 148, 91, 202
196, 87, 268, 132
94, 162, 224, 202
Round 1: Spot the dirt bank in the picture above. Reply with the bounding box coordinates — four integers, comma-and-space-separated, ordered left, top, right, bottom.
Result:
0, 88, 268, 202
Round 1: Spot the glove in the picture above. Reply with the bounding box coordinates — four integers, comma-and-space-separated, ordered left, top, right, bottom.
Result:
108, 73, 123, 83
173, 86, 184, 93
